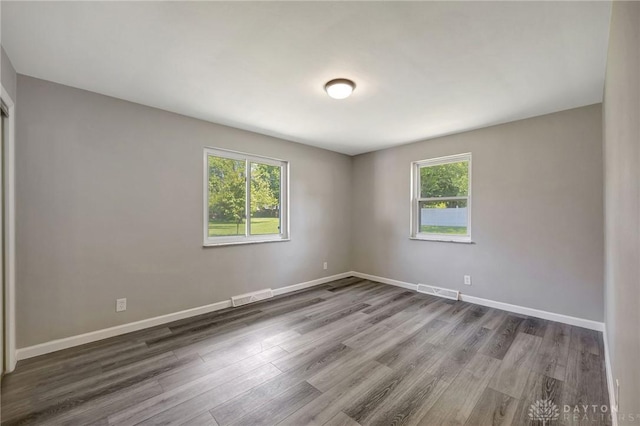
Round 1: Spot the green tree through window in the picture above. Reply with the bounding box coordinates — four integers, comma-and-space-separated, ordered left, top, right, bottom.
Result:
412, 153, 471, 240
420, 162, 468, 199
208, 156, 246, 235
207, 152, 284, 239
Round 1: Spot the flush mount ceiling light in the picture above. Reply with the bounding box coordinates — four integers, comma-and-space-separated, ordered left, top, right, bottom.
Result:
324, 78, 356, 99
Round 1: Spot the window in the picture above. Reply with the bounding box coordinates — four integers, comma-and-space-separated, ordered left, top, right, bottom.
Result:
410, 153, 471, 243
204, 147, 288, 246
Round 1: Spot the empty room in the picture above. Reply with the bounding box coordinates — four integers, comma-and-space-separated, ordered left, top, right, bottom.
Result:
0, 1, 638, 425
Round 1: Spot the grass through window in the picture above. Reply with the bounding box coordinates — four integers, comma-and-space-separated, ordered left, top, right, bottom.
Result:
208, 217, 280, 237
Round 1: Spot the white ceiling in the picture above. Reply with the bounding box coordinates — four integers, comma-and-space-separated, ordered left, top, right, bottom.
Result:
1, 1, 611, 155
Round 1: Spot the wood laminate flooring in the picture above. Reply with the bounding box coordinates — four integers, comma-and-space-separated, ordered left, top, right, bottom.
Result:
1, 277, 611, 425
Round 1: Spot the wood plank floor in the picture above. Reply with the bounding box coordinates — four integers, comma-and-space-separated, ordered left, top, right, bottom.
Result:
1, 277, 611, 425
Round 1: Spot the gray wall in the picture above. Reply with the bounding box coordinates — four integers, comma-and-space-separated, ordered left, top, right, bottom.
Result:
16, 75, 352, 348
603, 1, 640, 415
352, 104, 604, 321
15, 73, 608, 349
1, 45, 17, 102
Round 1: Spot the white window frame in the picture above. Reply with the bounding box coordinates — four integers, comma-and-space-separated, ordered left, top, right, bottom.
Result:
203, 147, 289, 247
410, 152, 472, 243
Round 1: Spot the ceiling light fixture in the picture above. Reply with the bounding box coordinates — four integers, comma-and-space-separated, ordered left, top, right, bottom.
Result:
324, 78, 356, 99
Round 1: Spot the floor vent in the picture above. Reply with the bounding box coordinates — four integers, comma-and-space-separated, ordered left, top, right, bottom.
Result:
231, 289, 274, 307
417, 284, 459, 301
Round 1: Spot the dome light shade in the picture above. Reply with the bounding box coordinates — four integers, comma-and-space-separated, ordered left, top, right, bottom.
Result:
324, 78, 356, 99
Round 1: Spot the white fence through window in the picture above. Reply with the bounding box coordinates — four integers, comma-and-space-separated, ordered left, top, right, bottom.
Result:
420, 207, 468, 227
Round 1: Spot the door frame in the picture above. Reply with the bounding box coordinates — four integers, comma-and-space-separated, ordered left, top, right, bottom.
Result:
1, 84, 16, 373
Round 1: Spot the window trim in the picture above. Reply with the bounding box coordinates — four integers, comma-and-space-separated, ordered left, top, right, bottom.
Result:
410, 152, 472, 243
203, 147, 290, 247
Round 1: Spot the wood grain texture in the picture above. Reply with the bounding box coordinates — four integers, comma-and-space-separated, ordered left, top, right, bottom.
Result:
344, 346, 440, 424
488, 332, 542, 398
364, 373, 448, 426
182, 412, 219, 426
563, 342, 611, 426
394, 300, 452, 335
463, 388, 517, 426
0, 278, 609, 426
115, 363, 282, 425
376, 320, 444, 369
518, 317, 549, 338
419, 353, 501, 425
480, 314, 525, 360
322, 412, 361, 426
532, 321, 571, 381
277, 361, 392, 426
228, 381, 320, 426
511, 371, 565, 426
569, 327, 601, 356
426, 326, 491, 384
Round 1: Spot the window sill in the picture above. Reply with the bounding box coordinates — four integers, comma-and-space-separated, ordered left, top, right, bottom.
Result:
203, 238, 290, 248
409, 236, 475, 244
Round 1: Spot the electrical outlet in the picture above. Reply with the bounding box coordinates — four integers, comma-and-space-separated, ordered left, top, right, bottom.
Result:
323, 262, 328, 270
464, 275, 472, 285
116, 298, 127, 312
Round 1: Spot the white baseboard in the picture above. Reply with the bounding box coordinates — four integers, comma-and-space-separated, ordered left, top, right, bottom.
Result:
460, 294, 604, 331
351, 271, 418, 291
15, 270, 605, 361
272, 272, 352, 296
351, 271, 604, 332
603, 327, 619, 425
16, 272, 352, 361
16, 299, 231, 361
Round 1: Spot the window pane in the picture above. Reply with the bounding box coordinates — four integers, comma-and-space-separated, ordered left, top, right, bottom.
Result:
208, 155, 246, 237
420, 161, 469, 198
250, 163, 281, 235
419, 199, 468, 235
